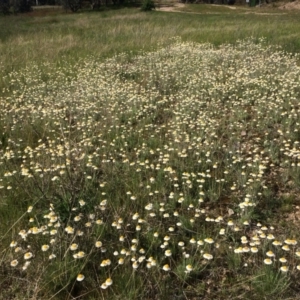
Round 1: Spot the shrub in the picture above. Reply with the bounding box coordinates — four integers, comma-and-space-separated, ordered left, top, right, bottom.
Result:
18, 0, 32, 12
141, 0, 155, 11
0, 0, 11, 14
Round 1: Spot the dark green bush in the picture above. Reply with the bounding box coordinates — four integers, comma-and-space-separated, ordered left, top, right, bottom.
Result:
18, 0, 32, 12
141, 0, 155, 11
0, 0, 11, 14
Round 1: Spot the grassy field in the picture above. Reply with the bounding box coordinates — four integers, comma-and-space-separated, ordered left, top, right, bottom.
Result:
1, 4, 300, 299
1, 4, 300, 77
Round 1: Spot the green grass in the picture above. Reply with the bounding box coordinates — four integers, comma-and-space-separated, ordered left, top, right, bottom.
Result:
1, 4, 300, 300
0, 4, 300, 78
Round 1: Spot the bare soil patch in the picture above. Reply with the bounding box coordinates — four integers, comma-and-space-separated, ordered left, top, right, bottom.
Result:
157, 3, 185, 11
158, 3, 236, 12
157, 3, 290, 14
278, 0, 300, 10
211, 4, 236, 9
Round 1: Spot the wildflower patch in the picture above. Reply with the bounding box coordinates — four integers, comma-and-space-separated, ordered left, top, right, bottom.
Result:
1, 39, 300, 299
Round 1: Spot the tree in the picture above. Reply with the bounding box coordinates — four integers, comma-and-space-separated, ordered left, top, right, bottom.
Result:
1, 0, 32, 13
17, 0, 32, 12
90, 0, 101, 10
61, 0, 82, 12
0, 0, 11, 14
68, 0, 82, 11
141, 0, 155, 11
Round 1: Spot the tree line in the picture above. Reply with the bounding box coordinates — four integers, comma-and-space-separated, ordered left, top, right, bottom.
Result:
0, 0, 270, 15
0, 0, 143, 14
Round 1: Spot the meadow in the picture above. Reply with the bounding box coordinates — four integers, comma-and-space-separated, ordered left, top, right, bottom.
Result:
1, 4, 300, 299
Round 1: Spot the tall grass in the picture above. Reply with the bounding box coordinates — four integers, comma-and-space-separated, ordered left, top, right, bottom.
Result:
0, 6, 300, 77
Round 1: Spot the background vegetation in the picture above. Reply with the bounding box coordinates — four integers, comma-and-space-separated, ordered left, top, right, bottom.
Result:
1, 4, 300, 81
